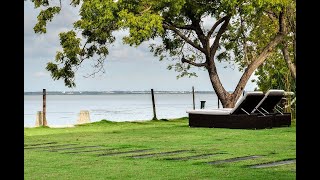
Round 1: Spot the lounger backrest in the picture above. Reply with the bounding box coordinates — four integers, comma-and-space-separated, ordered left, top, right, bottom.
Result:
230, 91, 264, 115
251, 89, 285, 113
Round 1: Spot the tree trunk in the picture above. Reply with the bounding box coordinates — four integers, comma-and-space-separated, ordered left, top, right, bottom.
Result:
207, 61, 237, 108
223, 93, 238, 108
281, 43, 296, 79
207, 33, 284, 109
208, 72, 237, 108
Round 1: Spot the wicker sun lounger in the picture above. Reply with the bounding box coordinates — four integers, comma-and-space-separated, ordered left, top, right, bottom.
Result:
251, 89, 292, 127
187, 90, 292, 129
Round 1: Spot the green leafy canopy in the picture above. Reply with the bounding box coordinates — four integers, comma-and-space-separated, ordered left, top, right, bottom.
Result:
31, 0, 293, 88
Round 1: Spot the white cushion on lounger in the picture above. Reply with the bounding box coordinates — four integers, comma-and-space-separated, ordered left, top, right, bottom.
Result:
186, 109, 232, 115
230, 91, 264, 114
186, 91, 264, 115
251, 89, 285, 113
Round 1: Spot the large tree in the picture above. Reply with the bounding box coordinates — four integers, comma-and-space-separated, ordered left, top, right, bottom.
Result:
31, 0, 292, 108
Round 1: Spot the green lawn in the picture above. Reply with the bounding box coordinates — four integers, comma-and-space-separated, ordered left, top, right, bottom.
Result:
24, 117, 296, 180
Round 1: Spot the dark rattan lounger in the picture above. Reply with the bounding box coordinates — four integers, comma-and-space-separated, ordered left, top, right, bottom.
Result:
251, 90, 292, 128
187, 90, 292, 129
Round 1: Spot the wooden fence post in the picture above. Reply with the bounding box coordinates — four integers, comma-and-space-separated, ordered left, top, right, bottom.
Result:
43, 89, 47, 126
192, 86, 195, 110
151, 89, 157, 120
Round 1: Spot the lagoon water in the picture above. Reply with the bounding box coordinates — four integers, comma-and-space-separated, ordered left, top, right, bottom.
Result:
24, 93, 220, 127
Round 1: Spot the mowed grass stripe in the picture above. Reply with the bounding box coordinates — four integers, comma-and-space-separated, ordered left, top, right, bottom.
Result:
61, 148, 123, 154
207, 155, 262, 165
249, 159, 296, 168
45, 145, 103, 152
24, 143, 79, 150
24, 142, 57, 147
165, 153, 221, 161
128, 150, 189, 159
97, 149, 153, 157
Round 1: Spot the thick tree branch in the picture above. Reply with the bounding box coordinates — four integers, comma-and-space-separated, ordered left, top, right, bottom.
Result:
206, 13, 232, 103
181, 57, 207, 68
232, 33, 284, 102
281, 44, 296, 79
163, 23, 206, 53
279, 9, 285, 34
210, 16, 231, 55
232, 9, 288, 102
191, 19, 208, 53
279, 8, 296, 79
207, 16, 229, 38
169, 22, 208, 53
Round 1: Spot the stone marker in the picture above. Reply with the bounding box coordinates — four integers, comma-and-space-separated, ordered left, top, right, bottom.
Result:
77, 110, 91, 124
35, 111, 43, 127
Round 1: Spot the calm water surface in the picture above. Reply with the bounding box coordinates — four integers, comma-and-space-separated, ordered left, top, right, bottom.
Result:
24, 93, 220, 127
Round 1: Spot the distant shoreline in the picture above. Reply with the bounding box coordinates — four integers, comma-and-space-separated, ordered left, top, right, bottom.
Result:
24, 91, 217, 95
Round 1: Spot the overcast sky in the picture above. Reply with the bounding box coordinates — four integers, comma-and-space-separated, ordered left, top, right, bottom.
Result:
24, 1, 257, 92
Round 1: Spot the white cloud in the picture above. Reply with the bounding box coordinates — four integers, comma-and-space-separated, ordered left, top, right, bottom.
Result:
33, 71, 49, 77
24, 1, 79, 60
